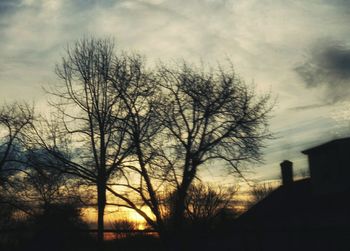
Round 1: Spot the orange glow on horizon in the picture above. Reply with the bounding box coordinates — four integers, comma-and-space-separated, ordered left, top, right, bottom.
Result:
82, 205, 153, 230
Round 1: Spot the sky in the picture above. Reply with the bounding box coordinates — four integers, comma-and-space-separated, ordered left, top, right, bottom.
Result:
1, 0, 350, 183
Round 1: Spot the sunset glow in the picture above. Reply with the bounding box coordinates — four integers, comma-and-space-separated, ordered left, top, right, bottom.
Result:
1, 1, 350, 250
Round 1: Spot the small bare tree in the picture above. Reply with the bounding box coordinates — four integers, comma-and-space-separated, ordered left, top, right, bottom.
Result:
184, 183, 237, 225
0, 103, 34, 226
0, 145, 84, 221
162, 183, 237, 229
113, 217, 138, 239
249, 182, 276, 207
0, 103, 33, 180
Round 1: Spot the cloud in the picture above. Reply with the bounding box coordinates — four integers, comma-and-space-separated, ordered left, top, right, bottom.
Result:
289, 103, 329, 111
0, 0, 21, 15
295, 40, 350, 103
0, 0, 350, 185
0, 0, 22, 30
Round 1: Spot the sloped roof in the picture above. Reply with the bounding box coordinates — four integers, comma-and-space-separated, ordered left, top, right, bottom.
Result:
236, 178, 350, 230
302, 137, 350, 155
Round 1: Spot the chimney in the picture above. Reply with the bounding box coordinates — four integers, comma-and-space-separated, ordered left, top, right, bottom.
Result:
280, 160, 293, 186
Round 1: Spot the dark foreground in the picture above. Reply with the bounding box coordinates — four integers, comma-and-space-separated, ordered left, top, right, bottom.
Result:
0, 231, 236, 251
2, 229, 350, 251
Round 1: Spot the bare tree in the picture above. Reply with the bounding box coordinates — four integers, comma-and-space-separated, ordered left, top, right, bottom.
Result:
0, 103, 34, 230
0, 103, 33, 182
184, 183, 237, 225
28, 38, 133, 245
0, 144, 86, 222
113, 217, 138, 239
249, 182, 276, 206
106, 53, 168, 235
20, 149, 81, 209
104, 60, 272, 247
156, 63, 272, 240
162, 183, 237, 230
21, 37, 272, 248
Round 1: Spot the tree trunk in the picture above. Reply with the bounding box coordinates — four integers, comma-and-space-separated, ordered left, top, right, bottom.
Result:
173, 187, 186, 231
97, 177, 106, 249
170, 181, 192, 250
169, 166, 197, 249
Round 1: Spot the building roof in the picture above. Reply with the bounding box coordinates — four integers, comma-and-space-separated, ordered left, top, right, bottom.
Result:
236, 178, 350, 230
302, 137, 350, 155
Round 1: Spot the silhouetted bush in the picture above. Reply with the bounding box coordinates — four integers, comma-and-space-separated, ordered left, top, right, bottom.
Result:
159, 183, 238, 250
249, 182, 276, 207
0, 196, 16, 250
33, 203, 86, 231
163, 183, 237, 231
106, 234, 162, 251
19, 202, 93, 251
113, 217, 138, 239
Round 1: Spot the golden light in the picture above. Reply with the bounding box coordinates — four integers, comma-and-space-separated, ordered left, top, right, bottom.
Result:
82, 205, 153, 231
127, 210, 150, 230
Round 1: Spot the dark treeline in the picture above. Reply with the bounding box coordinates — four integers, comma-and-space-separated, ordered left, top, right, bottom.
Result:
0, 38, 272, 250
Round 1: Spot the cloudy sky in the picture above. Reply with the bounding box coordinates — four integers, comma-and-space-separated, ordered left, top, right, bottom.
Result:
1, 0, 350, 183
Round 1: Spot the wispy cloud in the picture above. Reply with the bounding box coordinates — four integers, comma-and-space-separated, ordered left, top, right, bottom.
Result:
295, 40, 350, 103
0, 0, 21, 15
1, 0, 350, 180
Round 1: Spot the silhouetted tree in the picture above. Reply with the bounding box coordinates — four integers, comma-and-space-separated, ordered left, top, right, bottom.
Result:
106, 60, 272, 248
162, 183, 237, 231
34, 202, 87, 231
106, 54, 168, 236
249, 182, 275, 207
23, 150, 80, 206
113, 217, 138, 239
24, 201, 91, 251
156, 63, 272, 242
27, 38, 134, 245
0, 147, 83, 222
20, 37, 272, 249
0, 103, 34, 241
184, 183, 237, 228
0, 103, 33, 184
0, 145, 89, 251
